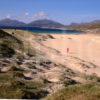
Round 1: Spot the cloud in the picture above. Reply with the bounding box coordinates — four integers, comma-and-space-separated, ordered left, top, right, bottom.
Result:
25, 12, 29, 16
6, 14, 11, 18
32, 11, 49, 20
4, 12, 49, 23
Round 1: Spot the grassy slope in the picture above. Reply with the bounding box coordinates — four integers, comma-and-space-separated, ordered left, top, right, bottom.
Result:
47, 83, 100, 100
0, 29, 48, 99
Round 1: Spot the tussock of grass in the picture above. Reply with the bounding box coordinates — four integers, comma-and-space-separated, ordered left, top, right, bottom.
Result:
47, 83, 100, 100
0, 78, 48, 99
0, 66, 48, 99
0, 43, 15, 58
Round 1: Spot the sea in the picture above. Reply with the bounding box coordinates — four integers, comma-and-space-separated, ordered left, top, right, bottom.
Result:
0, 26, 82, 34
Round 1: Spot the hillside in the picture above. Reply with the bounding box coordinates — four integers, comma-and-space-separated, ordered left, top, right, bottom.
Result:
67, 20, 100, 31
28, 19, 65, 29
0, 19, 65, 29
0, 19, 25, 27
0, 29, 100, 99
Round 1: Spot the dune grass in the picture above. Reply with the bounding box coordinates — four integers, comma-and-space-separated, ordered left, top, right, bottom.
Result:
0, 66, 48, 99
47, 83, 100, 100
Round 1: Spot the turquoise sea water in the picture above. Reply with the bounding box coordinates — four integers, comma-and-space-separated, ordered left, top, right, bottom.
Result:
30, 28, 81, 34
0, 26, 82, 34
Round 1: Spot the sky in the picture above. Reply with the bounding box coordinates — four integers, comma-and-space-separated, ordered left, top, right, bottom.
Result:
0, 0, 100, 25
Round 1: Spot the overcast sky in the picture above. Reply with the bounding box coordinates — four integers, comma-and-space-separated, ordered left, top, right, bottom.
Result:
0, 0, 100, 24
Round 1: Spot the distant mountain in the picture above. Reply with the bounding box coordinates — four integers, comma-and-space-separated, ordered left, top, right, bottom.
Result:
67, 20, 100, 30
91, 20, 100, 24
27, 19, 65, 29
0, 18, 26, 27
0, 19, 65, 29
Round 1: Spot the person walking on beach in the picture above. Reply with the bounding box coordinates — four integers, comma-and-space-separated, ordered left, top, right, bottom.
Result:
67, 48, 69, 54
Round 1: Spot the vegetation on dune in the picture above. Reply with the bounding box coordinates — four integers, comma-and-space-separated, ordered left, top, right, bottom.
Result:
47, 83, 100, 100
0, 30, 50, 99
1, 66, 100, 99
0, 66, 48, 99
0, 80, 48, 99
0, 43, 15, 58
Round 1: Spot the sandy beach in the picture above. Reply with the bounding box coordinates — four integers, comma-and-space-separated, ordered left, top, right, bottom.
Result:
4, 29, 100, 76
42, 33, 100, 67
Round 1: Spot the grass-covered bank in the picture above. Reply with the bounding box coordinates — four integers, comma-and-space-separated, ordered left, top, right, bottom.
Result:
0, 67, 48, 99
46, 83, 100, 100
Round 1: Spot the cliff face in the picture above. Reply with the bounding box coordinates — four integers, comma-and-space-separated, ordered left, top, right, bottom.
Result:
0, 29, 100, 99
